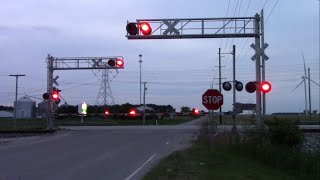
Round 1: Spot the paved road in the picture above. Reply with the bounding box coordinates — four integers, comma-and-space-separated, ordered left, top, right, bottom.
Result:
0, 126, 197, 180
1, 116, 318, 180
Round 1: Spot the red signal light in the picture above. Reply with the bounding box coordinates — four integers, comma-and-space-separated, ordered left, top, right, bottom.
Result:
222, 82, 232, 91
126, 23, 138, 35
116, 59, 124, 67
108, 59, 116, 67
235, 81, 243, 91
260, 81, 271, 93
43, 93, 50, 100
105, 110, 110, 116
245, 82, 257, 93
139, 22, 152, 35
52, 91, 59, 99
51, 90, 61, 104
129, 110, 136, 116
193, 108, 200, 115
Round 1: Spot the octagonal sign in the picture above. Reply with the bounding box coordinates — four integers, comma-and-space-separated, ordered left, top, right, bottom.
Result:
202, 89, 223, 110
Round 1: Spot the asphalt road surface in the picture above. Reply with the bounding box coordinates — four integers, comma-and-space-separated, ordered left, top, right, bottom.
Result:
0, 121, 201, 180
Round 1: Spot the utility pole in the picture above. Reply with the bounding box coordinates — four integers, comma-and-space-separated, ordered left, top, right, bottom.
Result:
218, 48, 222, 124
308, 68, 311, 118
139, 54, 142, 105
9, 74, 25, 119
142, 82, 147, 125
254, 13, 262, 127
217, 50, 233, 125
231, 45, 237, 133
261, 9, 266, 117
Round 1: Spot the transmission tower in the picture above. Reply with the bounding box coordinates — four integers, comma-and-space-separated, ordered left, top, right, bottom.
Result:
96, 68, 118, 106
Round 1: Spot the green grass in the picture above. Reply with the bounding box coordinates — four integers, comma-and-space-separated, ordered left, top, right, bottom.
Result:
0, 125, 48, 132
0, 116, 195, 127
218, 114, 320, 125
143, 141, 318, 180
55, 117, 194, 126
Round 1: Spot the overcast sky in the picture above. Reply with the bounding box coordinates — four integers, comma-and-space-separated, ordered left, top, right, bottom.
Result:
0, 0, 319, 114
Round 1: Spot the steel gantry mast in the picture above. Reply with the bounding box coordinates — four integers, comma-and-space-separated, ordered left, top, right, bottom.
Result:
46, 55, 124, 129
126, 13, 268, 127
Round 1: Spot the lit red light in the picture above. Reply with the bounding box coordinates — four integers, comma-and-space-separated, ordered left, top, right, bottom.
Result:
52, 92, 59, 99
105, 111, 110, 115
193, 108, 200, 115
139, 22, 152, 35
260, 82, 271, 93
129, 110, 136, 116
116, 59, 124, 67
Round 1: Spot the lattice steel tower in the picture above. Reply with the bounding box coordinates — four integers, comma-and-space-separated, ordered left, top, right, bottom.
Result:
96, 68, 118, 106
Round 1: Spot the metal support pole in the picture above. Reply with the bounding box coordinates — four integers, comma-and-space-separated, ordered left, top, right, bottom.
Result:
232, 45, 237, 133
139, 54, 142, 105
254, 13, 262, 127
9, 74, 25, 123
308, 68, 312, 118
47, 54, 54, 130
103, 69, 107, 105
261, 9, 266, 117
218, 48, 222, 125
143, 82, 147, 125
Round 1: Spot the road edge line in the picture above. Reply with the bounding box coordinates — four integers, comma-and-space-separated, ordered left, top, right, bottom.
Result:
124, 153, 157, 180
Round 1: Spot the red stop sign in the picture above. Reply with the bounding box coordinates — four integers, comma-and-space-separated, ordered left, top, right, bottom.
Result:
202, 89, 223, 110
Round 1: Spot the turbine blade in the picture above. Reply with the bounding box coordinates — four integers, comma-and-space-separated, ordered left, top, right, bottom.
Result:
291, 79, 305, 92
302, 52, 307, 76
310, 79, 320, 87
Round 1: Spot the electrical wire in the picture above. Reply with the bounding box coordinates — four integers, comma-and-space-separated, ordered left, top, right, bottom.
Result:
265, 0, 280, 23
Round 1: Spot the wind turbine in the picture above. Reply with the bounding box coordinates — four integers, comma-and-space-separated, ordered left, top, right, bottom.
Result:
291, 53, 308, 115
292, 53, 320, 115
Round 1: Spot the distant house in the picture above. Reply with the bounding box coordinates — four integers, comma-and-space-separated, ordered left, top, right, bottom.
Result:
0, 111, 13, 118
135, 106, 154, 112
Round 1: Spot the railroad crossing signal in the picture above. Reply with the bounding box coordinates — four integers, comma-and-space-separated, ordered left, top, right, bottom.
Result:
53, 76, 59, 86
104, 110, 110, 116
163, 20, 180, 35
129, 109, 136, 116
244, 81, 272, 93
251, 43, 269, 61
92, 59, 102, 68
126, 17, 257, 39
260, 81, 272, 93
52, 87, 61, 104
108, 59, 124, 68
222, 81, 243, 91
245, 82, 257, 93
192, 108, 200, 115
126, 23, 138, 35
139, 22, 152, 35
202, 89, 223, 110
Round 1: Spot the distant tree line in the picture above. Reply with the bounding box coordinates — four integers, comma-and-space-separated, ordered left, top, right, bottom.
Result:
0, 106, 14, 111
56, 103, 175, 114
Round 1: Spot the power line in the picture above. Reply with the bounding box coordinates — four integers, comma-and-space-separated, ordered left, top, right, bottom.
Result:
219, 0, 232, 49
266, 0, 280, 23
244, 0, 252, 15
223, 0, 239, 52
262, 0, 268, 9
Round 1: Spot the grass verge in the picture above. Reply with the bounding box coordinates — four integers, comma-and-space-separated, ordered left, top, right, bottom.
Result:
55, 117, 194, 126
143, 133, 320, 180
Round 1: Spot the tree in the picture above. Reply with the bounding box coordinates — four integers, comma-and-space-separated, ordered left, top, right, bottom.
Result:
181, 106, 191, 113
